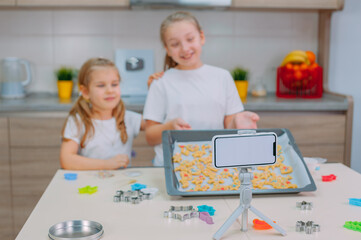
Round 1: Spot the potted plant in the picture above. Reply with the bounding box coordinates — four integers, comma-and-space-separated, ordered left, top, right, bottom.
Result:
55, 67, 75, 100
231, 67, 249, 102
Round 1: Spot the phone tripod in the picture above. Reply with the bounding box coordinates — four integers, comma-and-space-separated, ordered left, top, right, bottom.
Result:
213, 167, 287, 240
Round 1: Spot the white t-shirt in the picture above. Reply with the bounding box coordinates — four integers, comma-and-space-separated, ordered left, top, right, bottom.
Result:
143, 64, 244, 166
63, 110, 141, 164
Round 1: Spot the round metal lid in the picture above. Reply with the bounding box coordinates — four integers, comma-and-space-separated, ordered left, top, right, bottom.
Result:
48, 220, 103, 240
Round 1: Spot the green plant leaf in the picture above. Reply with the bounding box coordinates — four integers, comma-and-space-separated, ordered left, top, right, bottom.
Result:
55, 67, 74, 81
231, 67, 248, 81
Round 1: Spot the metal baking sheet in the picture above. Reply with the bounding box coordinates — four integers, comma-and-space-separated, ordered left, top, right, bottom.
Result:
48, 220, 103, 240
162, 128, 316, 196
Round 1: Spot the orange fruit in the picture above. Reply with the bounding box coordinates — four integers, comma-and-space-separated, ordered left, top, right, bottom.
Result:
306, 51, 316, 64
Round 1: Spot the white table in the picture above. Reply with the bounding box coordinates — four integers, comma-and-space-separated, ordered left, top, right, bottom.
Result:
16, 163, 361, 240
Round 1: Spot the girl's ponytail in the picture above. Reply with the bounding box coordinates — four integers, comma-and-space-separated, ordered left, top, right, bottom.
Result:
113, 98, 128, 144
164, 54, 178, 71
61, 95, 94, 148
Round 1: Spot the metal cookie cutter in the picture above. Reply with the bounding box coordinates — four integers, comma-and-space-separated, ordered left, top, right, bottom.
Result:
296, 201, 313, 210
296, 221, 320, 234
164, 210, 199, 222
113, 189, 144, 204
164, 205, 215, 224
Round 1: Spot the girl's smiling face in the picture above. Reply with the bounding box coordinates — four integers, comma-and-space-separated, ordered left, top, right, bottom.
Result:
81, 67, 121, 119
164, 20, 205, 70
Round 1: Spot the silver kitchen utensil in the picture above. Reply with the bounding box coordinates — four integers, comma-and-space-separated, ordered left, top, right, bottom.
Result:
48, 220, 103, 240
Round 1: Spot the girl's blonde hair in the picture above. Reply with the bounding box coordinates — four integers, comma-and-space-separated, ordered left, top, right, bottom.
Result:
160, 11, 202, 71
61, 57, 127, 148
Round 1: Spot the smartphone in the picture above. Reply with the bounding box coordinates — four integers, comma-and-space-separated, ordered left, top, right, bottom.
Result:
212, 132, 277, 168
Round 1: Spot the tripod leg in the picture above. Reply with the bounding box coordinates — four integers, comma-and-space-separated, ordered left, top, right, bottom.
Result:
241, 208, 248, 231
249, 205, 287, 236
213, 205, 245, 240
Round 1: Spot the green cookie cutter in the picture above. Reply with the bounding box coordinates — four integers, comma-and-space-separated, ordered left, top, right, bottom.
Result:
78, 185, 98, 194
343, 221, 361, 233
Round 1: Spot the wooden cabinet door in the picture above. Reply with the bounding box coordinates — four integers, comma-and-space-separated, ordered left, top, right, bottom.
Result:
16, 0, 129, 6
257, 112, 346, 164
9, 117, 63, 235
0, 118, 13, 240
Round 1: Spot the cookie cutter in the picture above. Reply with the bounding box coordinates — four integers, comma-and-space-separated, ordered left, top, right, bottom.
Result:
253, 219, 273, 230
349, 198, 361, 207
164, 205, 214, 224
343, 221, 361, 233
296, 201, 313, 210
131, 183, 147, 191
113, 188, 155, 204
164, 210, 199, 221
197, 205, 216, 216
199, 212, 214, 224
64, 173, 77, 180
78, 186, 98, 194
296, 221, 320, 234
170, 205, 195, 211
322, 174, 336, 182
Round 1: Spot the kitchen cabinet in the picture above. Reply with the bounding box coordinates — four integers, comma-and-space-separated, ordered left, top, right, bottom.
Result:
3, 113, 153, 235
0, 118, 13, 240
258, 112, 346, 163
0, 0, 14, 6
231, 0, 344, 10
9, 116, 63, 234
16, 0, 129, 7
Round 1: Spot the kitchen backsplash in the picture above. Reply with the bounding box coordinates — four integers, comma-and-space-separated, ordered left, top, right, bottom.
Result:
0, 9, 318, 94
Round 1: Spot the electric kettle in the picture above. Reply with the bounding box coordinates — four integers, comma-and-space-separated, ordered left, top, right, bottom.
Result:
0, 58, 32, 98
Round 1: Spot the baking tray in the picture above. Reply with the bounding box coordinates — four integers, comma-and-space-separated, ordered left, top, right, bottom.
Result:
162, 128, 316, 196
48, 220, 103, 240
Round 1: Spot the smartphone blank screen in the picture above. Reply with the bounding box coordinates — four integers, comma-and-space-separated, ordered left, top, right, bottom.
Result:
212, 133, 277, 168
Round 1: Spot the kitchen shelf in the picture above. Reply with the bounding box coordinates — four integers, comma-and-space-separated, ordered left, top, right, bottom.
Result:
231, 0, 344, 10
16, 0, 129, 7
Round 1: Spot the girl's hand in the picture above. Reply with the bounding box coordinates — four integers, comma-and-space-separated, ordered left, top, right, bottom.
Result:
147, 71, 164, 88
232, 111, 260, 129
170, 118, 192, 130
108, 154, 129, 169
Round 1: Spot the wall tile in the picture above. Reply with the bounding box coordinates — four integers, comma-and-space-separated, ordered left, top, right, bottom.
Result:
234, 11, 293, 37
114, 10, 171, 37
0, 36, 53, 64
53, 36, 114, 68
202, 36, 235, 70
27, 65, 57, 94
11, 10, 52, 36
0, 11, 13, 34
53, 10, 114, 35
195, 11, 234, 36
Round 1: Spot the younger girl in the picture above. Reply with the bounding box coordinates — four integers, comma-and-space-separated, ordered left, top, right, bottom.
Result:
143, 11, 259, 166
60, 58, 145, 170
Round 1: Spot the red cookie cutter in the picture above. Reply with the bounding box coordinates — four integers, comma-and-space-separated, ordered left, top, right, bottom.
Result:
322, 174, 337, 182
253, 219, 274, 230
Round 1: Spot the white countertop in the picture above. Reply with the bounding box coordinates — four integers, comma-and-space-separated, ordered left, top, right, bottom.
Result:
16, 163, 361, 240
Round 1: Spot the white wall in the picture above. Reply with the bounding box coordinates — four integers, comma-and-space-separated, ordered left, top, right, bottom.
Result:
329, 0, 361, 173
0, 9, 318, 94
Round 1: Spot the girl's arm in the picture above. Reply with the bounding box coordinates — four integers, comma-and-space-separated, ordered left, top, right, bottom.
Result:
145, 118, 192, 146
224, 111, 260, 129
60, 139, 128, 170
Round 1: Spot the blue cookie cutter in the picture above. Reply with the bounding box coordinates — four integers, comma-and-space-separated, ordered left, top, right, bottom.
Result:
64, 173, 77, 180
197, 205, 216, 216
349, 198, 361, 207
131, 183, 147, 191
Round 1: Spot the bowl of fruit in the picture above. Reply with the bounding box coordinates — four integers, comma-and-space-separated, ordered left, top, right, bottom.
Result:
277, 50, 322, 98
